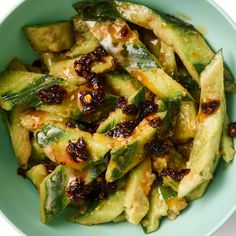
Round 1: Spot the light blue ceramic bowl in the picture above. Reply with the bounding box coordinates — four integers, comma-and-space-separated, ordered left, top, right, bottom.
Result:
0, 0, 236, 235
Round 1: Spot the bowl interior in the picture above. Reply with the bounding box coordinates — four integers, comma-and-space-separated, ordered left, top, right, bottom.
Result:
0, 0, 236, 236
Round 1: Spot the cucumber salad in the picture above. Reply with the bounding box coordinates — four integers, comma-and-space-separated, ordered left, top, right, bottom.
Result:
1, 0, 236, 233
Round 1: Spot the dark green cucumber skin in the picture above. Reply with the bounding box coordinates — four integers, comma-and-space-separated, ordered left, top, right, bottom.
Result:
66, 16, 99, 57
0, 71, 65, 110
158, 99, 181, 138
77, 93, 119, 122
35, 122, 112, 172
109, 141, 139, 181
224, 67, 236, 93
40, 161, 107, 224
106, 99, 180, 182
30, 138, 48, 162
121, 42, 161, 69
102, 70, 146, 132
40, 165, 70, 224
70, 190, 125, 225
35, 124, 66, 148
74, 1, 236, 95
104, 70, 143, 97
74, 2, 161, 70
106, 120, 157, 182
96, 110, 125, 134
85, 163, 107, 183
97, 87, 145, 134
159, 184, 177, 199
73, 0, 120, 21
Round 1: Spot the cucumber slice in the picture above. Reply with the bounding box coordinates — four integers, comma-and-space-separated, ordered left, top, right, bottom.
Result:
49, 55, 115, 86
112, 212, 126, 223
106, 112, 167, 182
142, 30, 177, 77
39, 164, 105, 224
7, 58, 27, 71
186, 181, 210, 201
20, 110, 68, 132
113, 1, 213, 84
26, 164, 48, 190
21, 110, 113, 171
49, 58, 87, 86
178, 51, 225, 198
24, 21, 75, 52
166, 197, 187, 220
220, 114, 235, 163
31, 137, 48, 162
74, 0, 236, 93
37, 86, 118, 122
40, 165, 71, 224
97, 109, 132, 134
40, 52, 64, 71
97, 87, 145, 134
7, 105, 32, 168
87, 19, 191, 99
104, 70, 142, 97
162, 176, 179, 193
124, 158, 155, 225
35, 123, 113, 171
173, 101, 197, 143
0, 71, 65, 110
105, 98, 180, 182
84, 163, 107, 184
141, 184, 168, 233
71, 9, 191, 100
65, 16, 98, 57
71, 190, 125, 225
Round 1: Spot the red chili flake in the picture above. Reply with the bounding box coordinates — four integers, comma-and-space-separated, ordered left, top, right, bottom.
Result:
107, 120, 138, 138
86, 72, 104, 90
149, 92, 156, 102
122, 104, 138, 116
86, 123, 99, 134
80, 90, 105, 114
74, 58, 91, 78
37, 85, 66, 105
66, 137, 89, 162
66, 121, 76, 128
66, 176, 117, 202
66, 178, 91, 201
148, 117, 163, 128
74, 45, 108, 90
79, 121, 99, 134
111, 58, 118, 68
116, 96, 127, 109
42, 161, 57, 174
32, 59, 42, 68
119, 26, 129, 37
145, 139, 169, 157
17, 168, 27, 178
160, 168, 190, 182
201, 100, 220, 115
228, 122, 236, 137
93, 45, 108, 57
88, 176, 117, 201
140, 101, 158, 118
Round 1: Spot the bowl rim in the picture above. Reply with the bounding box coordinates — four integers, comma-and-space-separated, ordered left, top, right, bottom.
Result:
205, 1, 236, 234
0, 0, 236, 236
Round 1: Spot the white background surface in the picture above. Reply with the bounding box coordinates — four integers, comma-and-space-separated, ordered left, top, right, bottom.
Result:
0, 0, 236, 235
